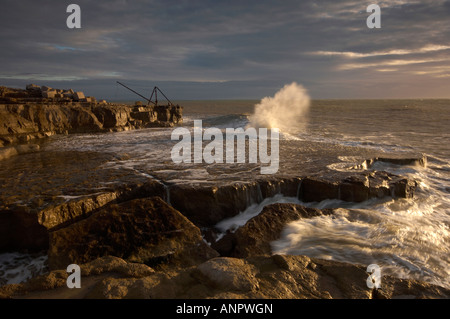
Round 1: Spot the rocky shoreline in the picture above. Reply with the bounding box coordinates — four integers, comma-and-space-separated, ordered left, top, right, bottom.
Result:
0, 87, 447, 299
1, 153, 449, 299
0, 84, 183, 154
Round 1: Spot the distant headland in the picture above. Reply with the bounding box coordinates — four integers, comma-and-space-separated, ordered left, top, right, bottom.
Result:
0, 84, 183, 151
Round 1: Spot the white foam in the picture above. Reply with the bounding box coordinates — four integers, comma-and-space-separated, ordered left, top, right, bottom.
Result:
271, 198, 450, 289
0, 252, 48, 286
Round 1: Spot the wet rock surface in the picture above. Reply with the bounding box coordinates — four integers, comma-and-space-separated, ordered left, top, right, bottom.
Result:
1, 180, 448, 299
299, 171, 417, 203
1, 254, 448, 299
0, 96, 439, 300
0, 166, 419, 254
212, 203, 332, 258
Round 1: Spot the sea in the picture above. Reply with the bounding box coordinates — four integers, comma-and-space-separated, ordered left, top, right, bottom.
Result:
0, 99, 449, 290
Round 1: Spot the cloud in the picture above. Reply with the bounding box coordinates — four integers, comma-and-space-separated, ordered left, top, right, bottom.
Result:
310, 44, 450, 58
339, 58, 448, 70
0, 0, 449, 98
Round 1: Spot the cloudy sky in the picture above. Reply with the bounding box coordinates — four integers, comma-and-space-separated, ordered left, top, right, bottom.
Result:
1, 0, 450, 100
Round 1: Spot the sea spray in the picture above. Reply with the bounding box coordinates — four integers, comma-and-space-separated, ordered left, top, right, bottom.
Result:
248, 82, 310, 133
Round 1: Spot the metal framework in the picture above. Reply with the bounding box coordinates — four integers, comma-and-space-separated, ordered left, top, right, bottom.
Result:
116, 81, 174, 106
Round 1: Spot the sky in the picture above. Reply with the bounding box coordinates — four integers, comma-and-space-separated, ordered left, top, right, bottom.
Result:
0, 0, 450, 100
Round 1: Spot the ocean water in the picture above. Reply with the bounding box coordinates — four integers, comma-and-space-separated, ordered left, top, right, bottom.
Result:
0, 99, 449, 289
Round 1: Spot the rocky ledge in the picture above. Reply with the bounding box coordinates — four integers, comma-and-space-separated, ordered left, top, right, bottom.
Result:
0, 169, 418, 252
0, 84, 182, 151
1, 197, 448, 299
0, 128, 443, 299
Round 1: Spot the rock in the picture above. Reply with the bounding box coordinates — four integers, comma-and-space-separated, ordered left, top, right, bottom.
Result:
130, 110, 157, 123
2, 254, 449, 299
85, 273, 176, 299
93, 105, 130, 128
169, 178, 300, 228
299, 171, 417, 203
356, 154, 427, 169
213, 203, 330, 257
0, 103, 103, 138
37, 192, 120, 230
40, 86, 52, 92
42, 90, 56, 99
195, 257, 259, 292
258, 177, 302, 198
73, 92, 85, 101
0, 180, 167, 252
169, 182, 262, 227
80, 256, 155, 278
0, 85, 184, 149
66, 106, 103, 133
25, 84, 41, 97
169, 171, 414, 230
47, 197, 219, 270
0, 144, 40, 161
26, 84, 41, 91
170, 105, 183, 124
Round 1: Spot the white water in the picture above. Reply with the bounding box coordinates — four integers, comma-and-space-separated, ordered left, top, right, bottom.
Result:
214, 159, 450, 289
1, 99, 449, 289
248, 82, 310, 133
0, 252, 47, 286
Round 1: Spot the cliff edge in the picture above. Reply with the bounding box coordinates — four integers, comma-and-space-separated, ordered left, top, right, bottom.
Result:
0, 84, 183, 149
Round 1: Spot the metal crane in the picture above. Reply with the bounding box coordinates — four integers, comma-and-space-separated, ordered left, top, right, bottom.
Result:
116, 81, 174, 106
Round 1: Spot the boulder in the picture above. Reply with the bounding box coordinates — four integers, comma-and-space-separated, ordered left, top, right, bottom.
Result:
25, 84, 41, 97
80, 256, 155, 278
0, 191, 121, 252
93, 105, 130, 128
42, 90, 56, 99
40, 86, 52, 92
47, 197, 219, 270
213, 203, 331, 257
26, 84, 41, 91
170, 105, 183, 124
66, 106, 103, 133
130, 110, 157, 123
195, 257, 259, 292
73, 92, 85, 101
0, 180, 167, 252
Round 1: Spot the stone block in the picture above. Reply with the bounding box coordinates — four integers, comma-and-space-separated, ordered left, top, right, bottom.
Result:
43, 90, 57, 98
73, 92, 85, 101
26, 84, 41, 91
